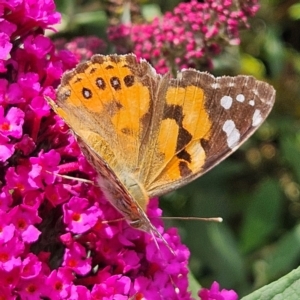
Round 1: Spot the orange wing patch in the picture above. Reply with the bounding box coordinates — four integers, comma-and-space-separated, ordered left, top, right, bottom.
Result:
145, 81, 212, 191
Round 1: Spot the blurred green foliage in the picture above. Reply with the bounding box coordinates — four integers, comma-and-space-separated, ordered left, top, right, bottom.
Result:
53, 0, 300, 297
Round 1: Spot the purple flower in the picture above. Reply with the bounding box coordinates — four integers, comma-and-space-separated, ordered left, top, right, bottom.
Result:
199, 281, 239, 300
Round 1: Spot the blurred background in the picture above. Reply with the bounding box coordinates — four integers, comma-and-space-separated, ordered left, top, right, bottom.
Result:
53, 0, 300, 297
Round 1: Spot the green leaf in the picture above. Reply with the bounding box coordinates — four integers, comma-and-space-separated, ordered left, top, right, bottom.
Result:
242, 266, 300, 300
188, 270, 201, 299
141, 4, 162, 21
240, 54, 266, 78
280, 134, 300, 183
288, 3, 300, 20
262, 28, 285, 78
239, 178, 282, 253
264, 224, 300, 282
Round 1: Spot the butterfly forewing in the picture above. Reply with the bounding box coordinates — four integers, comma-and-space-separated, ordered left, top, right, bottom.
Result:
145, 70, 275, 197
54, 54, 165, 177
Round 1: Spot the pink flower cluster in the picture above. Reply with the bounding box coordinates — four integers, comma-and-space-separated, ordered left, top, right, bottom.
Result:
0, 0, 195, 299
55, 36, 107, 63
108, 0, 260, 73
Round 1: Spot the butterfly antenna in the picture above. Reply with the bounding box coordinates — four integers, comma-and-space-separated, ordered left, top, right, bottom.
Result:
46, 170, 95, 185
149, 226, 182, 298
101, 217, 125, 224
149, 223, 175, 256
161, 216, 223, 223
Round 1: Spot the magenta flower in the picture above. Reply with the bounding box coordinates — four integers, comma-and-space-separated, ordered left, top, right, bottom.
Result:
0, 34, 13, 71
0, 236, 23, 272
0, 266, 21, 292
62, 242, 92, 275
199, 281, 239, 300
90, 275, 131, 299
29, 149, 61, 185
0, 134, 14, 162
17, 275, 47, 300
45, 267, 75, 299
0, 106, 24, 138
24, 35, 53, 59
0, 218, 15, 243
0, 80, 24, 105
69, 284, 90, 300
20, 253, 42, 279
63, 196, 101, 234
5, 165, 40, 195
45, 183, 70, 206
7, 205, 41, 243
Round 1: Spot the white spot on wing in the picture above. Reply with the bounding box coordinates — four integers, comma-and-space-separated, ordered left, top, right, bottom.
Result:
83, 90, 91, 98
249, 100, 255, 106
252, 109, 263, 127
220, 95, 233, 109
222, 120, 240, 149
177, 72, 183, 80
236, 94, 245, 102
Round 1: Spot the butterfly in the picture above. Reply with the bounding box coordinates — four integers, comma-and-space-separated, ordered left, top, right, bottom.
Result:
46, 54, 275, 248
